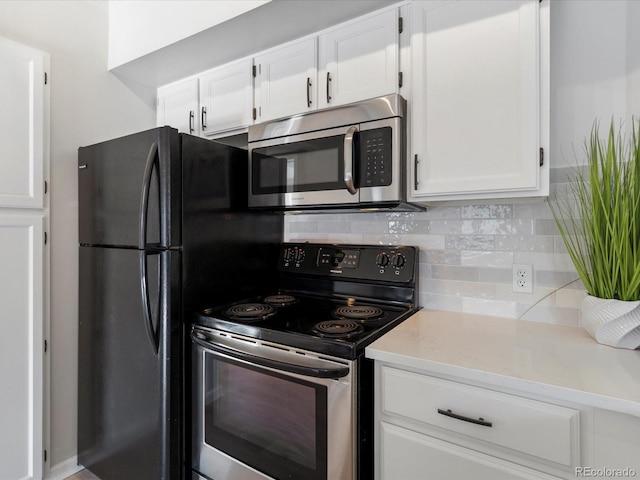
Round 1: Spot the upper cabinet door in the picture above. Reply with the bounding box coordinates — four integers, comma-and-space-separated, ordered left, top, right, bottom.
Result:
254, 37, 317, 122
409, 0, 549, 202
199, 57, 254, 136
0, 38, 48, 209
157, 78, 199, 135
318, 8, 399, 109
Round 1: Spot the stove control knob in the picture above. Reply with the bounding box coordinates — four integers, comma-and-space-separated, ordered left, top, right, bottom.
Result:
283, 248, 294, 262
376, 252, 390, 267
391, 253, 405, 268
294, 248, 305, 262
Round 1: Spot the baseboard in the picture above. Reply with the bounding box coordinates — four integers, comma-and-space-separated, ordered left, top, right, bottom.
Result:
46, 456, 82, 480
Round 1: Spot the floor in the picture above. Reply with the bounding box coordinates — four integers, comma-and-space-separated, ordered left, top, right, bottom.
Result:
65, 470, 100, 480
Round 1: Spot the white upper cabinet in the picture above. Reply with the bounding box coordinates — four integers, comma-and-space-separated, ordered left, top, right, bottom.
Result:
318, 8, 399, 109
409, 0, 549, 202
0, 38, 47, 209
199, 57, 254, 136
156, 5, 401, 133
254, 5, 400, 123
157, 77, 199, 135
254, 37, 317, 123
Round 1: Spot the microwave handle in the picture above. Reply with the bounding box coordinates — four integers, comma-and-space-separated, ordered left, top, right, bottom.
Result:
344, 126, 358, 195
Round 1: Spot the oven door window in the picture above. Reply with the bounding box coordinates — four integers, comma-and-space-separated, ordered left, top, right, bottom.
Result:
204, 353, 328, 480
251, 134, 348, 194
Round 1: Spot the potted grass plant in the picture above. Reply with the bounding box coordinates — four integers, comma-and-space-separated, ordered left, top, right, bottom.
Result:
549, 118, 640, 349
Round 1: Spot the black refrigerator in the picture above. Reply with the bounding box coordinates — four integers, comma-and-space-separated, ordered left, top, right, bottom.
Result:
77, 127, 283, 480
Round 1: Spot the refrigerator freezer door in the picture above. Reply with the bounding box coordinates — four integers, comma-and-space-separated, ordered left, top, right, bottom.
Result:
78, 246, 181, 480
78, 127, 181, 249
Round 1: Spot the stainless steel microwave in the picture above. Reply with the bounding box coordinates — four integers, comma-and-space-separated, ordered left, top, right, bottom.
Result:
248, 94, 419, 211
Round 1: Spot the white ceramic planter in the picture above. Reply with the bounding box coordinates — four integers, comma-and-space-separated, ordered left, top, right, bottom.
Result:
579, 295, 640, 349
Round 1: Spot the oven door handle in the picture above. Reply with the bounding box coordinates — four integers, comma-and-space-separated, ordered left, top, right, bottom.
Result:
191, 330, 350, 379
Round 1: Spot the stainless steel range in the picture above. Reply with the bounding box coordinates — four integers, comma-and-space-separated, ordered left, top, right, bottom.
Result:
190, 242, 419, 480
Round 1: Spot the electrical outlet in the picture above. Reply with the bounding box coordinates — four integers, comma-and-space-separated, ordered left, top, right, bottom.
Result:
512, 264, 533, 293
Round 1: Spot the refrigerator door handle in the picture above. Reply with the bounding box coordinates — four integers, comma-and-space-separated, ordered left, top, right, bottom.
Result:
139, 250, 160, 354
139, 142, 159, 249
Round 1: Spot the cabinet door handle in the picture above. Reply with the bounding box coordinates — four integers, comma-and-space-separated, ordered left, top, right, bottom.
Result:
326, 72, 332, 104
306, 77, 312, 107
414, 154, 419, 190
437, 408, 493, 427
189, 110, 194, 134
201, 106, 207, 130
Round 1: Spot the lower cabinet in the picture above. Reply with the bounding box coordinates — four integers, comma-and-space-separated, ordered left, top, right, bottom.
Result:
0, 213, 45, 480
380, 422, 561, 480
375, 364, 590, 480
375, 362, 640, 480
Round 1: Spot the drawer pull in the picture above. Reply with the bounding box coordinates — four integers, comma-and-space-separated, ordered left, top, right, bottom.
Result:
437, 408, 493, 428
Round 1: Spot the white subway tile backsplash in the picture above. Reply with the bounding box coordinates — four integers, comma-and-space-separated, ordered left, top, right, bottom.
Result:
461, 204, 513, 219
427, 219, 477, 235
421, 249, 461, 265
495, 234, 554, 252
477, 218, 535, 235
283, 181, 583, 325
462, 297, 517, 318
446, 235, 494, 251
422, 278, 497, 298
461, 250, 514, 268
431, 264, 480, 281
535, 219, 561, 235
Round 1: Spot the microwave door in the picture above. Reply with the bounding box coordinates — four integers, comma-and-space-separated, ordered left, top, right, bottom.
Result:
249, 126, 361, 208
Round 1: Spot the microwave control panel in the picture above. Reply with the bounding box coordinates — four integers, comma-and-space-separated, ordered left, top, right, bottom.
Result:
360, 127, 392, 187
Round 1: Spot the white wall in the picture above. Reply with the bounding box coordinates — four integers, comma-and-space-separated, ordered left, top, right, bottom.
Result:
0, 0, 155, 475
108, 0, 270, 68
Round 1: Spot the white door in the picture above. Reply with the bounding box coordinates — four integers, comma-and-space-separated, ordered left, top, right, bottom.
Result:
0, 37, 46, 209
254, 37, 317, 122
0, 214, 44, 480
199, 57, 254, 135
409, 0, 546, 201
318, 8, 399, 109
157, 77, 199, 135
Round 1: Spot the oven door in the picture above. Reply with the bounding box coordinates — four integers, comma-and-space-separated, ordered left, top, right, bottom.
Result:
249, 125, 360, 209
191, 326, 355, 480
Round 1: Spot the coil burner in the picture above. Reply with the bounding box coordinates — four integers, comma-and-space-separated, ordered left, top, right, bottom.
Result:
313, 320, 365, 339
225, 303, 275, 322
333, 305, 384, 320
264, 294, 297, 307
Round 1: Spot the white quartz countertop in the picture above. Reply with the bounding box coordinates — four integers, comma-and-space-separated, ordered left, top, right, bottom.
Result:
366, 309, 640, 417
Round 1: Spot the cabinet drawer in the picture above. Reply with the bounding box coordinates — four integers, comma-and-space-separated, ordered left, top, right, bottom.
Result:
380, 422, 562, 480
381, 366, 579, 467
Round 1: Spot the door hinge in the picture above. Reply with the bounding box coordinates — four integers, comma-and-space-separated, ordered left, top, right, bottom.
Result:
44, 339, 48, 353
398, 72, 403, 88
252, 65, 257, 77
44, 72, 48, 85
539, 147, 544, 166
252, 108, 257, 120
399, 16, 403, 34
